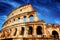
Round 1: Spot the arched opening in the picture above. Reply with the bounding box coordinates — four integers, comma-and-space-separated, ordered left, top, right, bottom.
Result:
2, 38, 13, 40
28, 26, 33, 35
14, 28, 17, 36
1, 32, 5, 37
24, 16, 26, 22
5, 31, 9, 37
14, 19, 15, 21
37, 26, 42, 35
23, 38, 27, 40
52, 30, 59, 38
29, 15, 34, 21
21, 27, 24, 35
18, 17, 20, 22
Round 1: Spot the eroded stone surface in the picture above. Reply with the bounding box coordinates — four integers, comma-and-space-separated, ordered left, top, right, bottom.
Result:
0, 4, 60, 40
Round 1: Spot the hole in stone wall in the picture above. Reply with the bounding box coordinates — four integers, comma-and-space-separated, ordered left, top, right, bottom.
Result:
52, 30, 59, 38
28, 26, 33, 35
29, 15, 34, 21
21, 27, 24, 35
14, 19, 15, 21
37, 26, 42, 35
14, 28, 17, 36
2, 38, 13, 40
24, 16, 26, 22
18, 17, 20, 22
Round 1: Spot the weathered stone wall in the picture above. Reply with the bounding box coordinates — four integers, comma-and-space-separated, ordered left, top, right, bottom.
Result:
0, 4, 60, 40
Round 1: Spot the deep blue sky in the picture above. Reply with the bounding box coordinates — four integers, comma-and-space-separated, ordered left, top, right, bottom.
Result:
0, 0, 60, 30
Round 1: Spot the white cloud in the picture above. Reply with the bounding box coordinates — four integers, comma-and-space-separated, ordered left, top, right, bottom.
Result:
55, 18, 60, 25
0, 15, 7, 19
2, 1, 20, 7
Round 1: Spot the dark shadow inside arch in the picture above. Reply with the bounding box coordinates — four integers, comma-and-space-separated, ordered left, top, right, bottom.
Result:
23, 38, 28, 40
14, 28, 17, 36
29, 15, 34, 21
28, 26, 33, 35
18, 17, 20, 22
2, 38, 13, 40
21, 27, 24, 35
37, 26, 42, 35
52, 30, 59, 38
24, 16, 26, 22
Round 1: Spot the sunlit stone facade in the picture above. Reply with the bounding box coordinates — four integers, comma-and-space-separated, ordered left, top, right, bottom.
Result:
0, 4, 60, 40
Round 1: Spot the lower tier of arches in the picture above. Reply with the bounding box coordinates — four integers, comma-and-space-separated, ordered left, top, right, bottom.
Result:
0, 37, 59, 40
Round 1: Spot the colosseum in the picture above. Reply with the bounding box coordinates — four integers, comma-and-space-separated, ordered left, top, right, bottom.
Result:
0, 4, 60, 40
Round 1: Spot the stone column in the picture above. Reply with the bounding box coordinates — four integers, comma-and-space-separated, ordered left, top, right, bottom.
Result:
33, 25, 36, 37
15, 17, 18, 22
59, 29, 60, 39
43, 23, 47, 37
24, 26, 28, 37
11, 18, 13, 23
16, 27, 21, 36
20, 16, 23, 23
2, 31, 5, 38
26, 15, 30, 22
7, 29, 11, 38
34, 12, 38, 21
5, 31, 8, 37
10, 28, 16, 37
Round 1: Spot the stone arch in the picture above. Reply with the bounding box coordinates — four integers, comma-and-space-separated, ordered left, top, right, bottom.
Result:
18, 17, 20, 22
1, 31, 5, 37
52, 30, 59, 38
5, 30, 10, 37
28, 26, 33, 35
8, 29, 11, 36
24, 16, 26, 22
9, 28, 12, 35
14, 28, 17, 36
29, 15, 34, 21
10, 28, 16, 36
20, 27, 24, 35
36, 26, 42, 35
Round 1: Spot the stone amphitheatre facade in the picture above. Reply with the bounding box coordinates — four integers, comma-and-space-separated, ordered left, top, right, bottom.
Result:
0, 4, 60, 40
